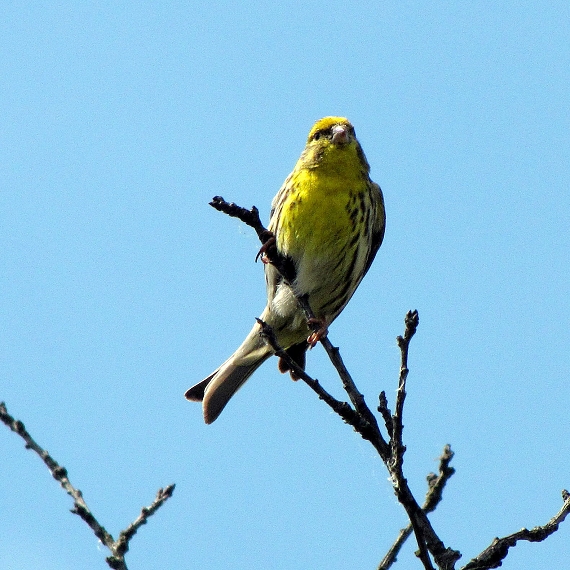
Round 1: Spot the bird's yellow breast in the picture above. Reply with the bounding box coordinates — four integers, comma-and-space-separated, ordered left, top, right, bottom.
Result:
277, 168, 366, 260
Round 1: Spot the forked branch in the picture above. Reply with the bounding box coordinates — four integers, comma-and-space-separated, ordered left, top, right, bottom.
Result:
0, 401, 174, 570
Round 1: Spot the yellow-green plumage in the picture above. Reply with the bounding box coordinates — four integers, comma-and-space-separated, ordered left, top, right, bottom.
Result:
186, 117, 385, 423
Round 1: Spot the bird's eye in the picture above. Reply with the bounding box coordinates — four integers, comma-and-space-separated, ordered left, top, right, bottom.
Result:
313, 132, 321, 141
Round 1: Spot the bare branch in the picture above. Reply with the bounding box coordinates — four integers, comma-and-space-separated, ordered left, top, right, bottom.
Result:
424, 446, 456, 515
378, 391, 393, 439
378, 525, 414, 570
0, 401, 175, 570
256, 318, 363, 428
0, 402, 115, 548
109, 485, 176, 564
209, 196, 296, 283
378, 445, 456, 570
212, 197, 570, 570
318, 332, 389, 459
209, 196, 268, 242
461, 490, 570, 570
390, 310, 419, 475
385, 312, 460, 570
293, 294, 389, 458
259, 307, 456, 569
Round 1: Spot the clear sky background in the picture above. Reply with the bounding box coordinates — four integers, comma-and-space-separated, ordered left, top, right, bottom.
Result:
1, 2, 569, 569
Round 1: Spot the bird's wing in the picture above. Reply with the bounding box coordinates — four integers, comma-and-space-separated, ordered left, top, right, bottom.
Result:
363, 181, 386, 276
265, 172, 294, 304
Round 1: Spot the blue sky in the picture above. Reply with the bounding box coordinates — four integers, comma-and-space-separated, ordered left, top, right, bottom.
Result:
1, 2, 569, 569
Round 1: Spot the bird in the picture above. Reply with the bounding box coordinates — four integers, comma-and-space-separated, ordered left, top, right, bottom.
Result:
185, 116, 386, 423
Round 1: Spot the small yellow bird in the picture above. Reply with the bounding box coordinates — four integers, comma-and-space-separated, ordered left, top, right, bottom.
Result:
185, 117, 386, 423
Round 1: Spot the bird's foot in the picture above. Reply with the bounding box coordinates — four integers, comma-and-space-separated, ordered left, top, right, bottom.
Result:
307, 318, 328, 348
255, 231, 276, 264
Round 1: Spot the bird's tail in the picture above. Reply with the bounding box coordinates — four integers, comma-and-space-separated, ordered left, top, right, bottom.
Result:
185, 322, 272, 423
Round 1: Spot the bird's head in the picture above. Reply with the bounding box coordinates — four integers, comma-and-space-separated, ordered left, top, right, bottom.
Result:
299, 116, 369, 174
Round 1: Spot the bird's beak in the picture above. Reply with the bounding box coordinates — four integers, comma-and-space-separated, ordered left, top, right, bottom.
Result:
331, 124, 349, 145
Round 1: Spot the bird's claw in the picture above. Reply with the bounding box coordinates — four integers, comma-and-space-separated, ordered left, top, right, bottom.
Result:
307, 318, 328, 348
255, 232, 276, 264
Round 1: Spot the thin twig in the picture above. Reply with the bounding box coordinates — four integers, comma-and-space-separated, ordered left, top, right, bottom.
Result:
296, 293, 386, 435
209, 196, 269, 243
461, 490, 570, 570
390, 310, 418, 472
423, 446, 456, 515
210, 196, 296, 283
110, 485, 176, 564
0, 402, 115, 548
386, 312, 461, 570
319, 332, 389, 459
389, 311, 432, 568
0, 401, 175, 570
256, 319, 363, 428
378, 391, 393, 439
